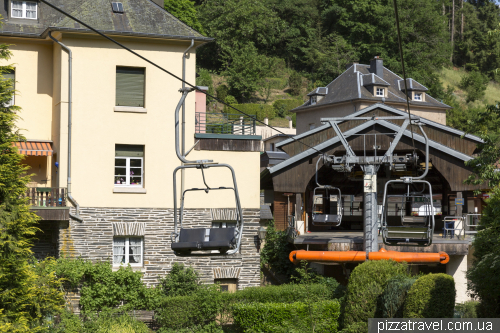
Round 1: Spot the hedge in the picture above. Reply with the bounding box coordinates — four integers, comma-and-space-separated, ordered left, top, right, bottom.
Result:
155, 287, 222, 330
339, 322, 368, 333
226, 103, 276, 121
272, 99, 303, 117
403, 273, 456, 318
342, 260, 409, 327
380, 275, 417, 318
232, 300, 340, 333
227, 283, 340, 304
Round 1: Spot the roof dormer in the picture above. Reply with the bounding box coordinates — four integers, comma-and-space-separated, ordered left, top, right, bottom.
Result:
307, 87, 328, 105
398, 78, 428, 101
361, 73, 389, 98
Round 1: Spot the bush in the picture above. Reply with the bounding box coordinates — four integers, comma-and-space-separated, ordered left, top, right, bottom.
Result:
216, 84, 229, 103
342, 260, 409, 327
159, 263, 201, 297
232, 300, 340, 333
54, 257, 159, 313
455, 300, 479, 318
379, 275, 417, 318
260, 221, 295, 279
403, 273, 456, 318
460, 71, 489, 103
273, 99, 303, 118
288, 71, 302, 96
155, 285, 222, 330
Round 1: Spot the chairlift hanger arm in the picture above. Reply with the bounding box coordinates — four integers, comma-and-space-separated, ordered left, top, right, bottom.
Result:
330, 121, 356, 157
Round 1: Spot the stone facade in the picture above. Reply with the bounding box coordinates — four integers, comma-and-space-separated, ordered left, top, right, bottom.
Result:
33, 220, 60, 260
57, 207, 261, 288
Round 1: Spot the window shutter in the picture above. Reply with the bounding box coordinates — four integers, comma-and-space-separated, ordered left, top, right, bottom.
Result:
116, 67, 145, 107
115, 144, 144, 157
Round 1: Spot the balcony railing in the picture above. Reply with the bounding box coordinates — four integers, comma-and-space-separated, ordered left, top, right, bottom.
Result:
195, 112, 256, 135
26, 187, 67, 207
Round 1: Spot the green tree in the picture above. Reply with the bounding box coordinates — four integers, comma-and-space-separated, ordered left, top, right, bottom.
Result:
160, 263, 201, 297
460, 70, 489, 102
0, 42, 64, 331
164, 0, 204, 34
467, 188, 500, 317
224, 43, 269, 102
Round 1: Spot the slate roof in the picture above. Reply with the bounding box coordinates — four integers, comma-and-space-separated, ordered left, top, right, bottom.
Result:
0, 0, 210, 41
398, 78, 428, 91
307, 87, 328, 96
295, 63, 449, 111
260, 205, 273, 220
271, 103, 482, 175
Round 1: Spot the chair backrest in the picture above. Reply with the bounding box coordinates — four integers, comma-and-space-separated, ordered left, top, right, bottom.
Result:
209, 227, 235, 242
179, 228, 206, 242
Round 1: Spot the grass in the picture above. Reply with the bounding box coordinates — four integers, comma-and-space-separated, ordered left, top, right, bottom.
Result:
440, 67, 500, 106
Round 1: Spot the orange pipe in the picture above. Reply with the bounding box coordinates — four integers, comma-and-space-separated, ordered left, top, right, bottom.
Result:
290, 248, 449, 265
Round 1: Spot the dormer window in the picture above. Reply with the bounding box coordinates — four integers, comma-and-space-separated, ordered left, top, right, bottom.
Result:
376, 88, 385, 97
414, 93, 422, 101
11, 1, 37, 19
310, 95, 317, 105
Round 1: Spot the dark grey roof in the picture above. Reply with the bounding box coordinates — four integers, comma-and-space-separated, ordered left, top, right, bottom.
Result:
260, 205, 273, 220
296, 63, 449, 111
398, 78, 428, 91
307, 87, 328, 96
261, 150, 290, 168
262, 134, 290, 142
361, 73, 390, 86
276, 103, 482, 149
0, 0, 210, 41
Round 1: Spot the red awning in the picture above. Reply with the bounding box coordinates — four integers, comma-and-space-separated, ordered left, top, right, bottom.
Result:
14, 141, 53, 156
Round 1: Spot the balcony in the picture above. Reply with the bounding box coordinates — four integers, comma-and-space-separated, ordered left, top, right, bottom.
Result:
27, 187, 70, 221
194, 112, 261, 152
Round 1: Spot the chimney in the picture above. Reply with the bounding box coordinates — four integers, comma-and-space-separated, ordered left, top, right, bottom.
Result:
289, 119, 293, 129
345, 61, 359, 70
369, 56, 384, 78
264, 117, 269, 125
152, 0, 164, 8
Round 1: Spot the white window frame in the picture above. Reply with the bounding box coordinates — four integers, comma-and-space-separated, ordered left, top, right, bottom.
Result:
11, 1, 38, 19
414, 92, 422, 101
113, 236, 143, 267
114, 156, 143, 187
376, 88, 385, 97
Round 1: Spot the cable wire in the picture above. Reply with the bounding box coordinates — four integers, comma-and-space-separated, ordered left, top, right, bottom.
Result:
392, 0, 416, 151
39, 0, 324, 155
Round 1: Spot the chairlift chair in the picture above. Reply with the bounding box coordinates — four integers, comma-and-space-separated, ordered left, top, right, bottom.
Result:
381, 180, 435, 247
311, 155, 343, 226
171, 88, 244, 256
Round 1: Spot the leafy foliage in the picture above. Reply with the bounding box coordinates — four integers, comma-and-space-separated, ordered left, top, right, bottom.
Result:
227, 103, 275, 121
460, 71, 489, 102
342, 260, 409, 328
403, 273, 455, 318
466, 188, 500, 317
195, 68, 214, 104
288, 71, 303, 96
54, 257, 159, 313
0, 41, 65, 331
215, 84, 229, 103
163, 0, 204, 34
159, 263, 201, 297
273, 99, 303, 118
232, 300, 340, 333
379, 275, 417, 318
455, 300, 480, 318
260, 221, 296, 279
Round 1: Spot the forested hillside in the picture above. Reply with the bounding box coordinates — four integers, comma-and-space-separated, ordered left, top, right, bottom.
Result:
165, 0, 500, 129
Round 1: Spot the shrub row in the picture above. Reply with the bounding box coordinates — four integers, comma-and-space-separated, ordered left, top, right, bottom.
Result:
232, 300, 340, 333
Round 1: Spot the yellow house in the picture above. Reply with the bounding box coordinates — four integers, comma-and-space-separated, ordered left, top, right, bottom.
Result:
0, 0, 261, 289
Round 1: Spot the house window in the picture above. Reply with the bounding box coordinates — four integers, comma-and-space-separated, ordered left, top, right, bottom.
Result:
414, 93, 422, 101
376, 88, 385, 97
11, 1, 37, 19
113, 237, 143, 266
2, 70, 15, 106
310, 95, 317, 105
115, 144, 144, 187
116, 67, 145, 107
215, 278, 238, 293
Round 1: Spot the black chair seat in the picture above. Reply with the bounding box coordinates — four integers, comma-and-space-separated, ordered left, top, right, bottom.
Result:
202, 241, 232, 250
171, 228, 206, 252
203, 228, 235, 251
